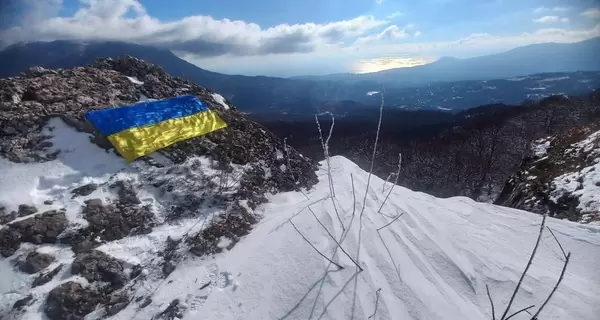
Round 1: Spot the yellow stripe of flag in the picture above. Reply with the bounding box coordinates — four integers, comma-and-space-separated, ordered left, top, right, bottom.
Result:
108, 109, 227, 161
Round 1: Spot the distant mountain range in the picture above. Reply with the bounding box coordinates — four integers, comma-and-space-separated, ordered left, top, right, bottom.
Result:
1, 38, 599, 116
294, 37, 600, 86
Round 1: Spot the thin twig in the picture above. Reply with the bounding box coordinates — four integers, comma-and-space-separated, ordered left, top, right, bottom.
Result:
529, 252, 571, 320
486, 284, 496, 320
351, 173, 357, 220
289, 220, 344, 270
368, 288, 382, 319
325, 115, 336, 198
360, 88, 385, 219
307, 206, 363, 271
546, 226, 567, 259
500, 214, 547, 320
377, 212, 404, 231
315, 114, 344, 231
377, 153, 402, 214
341, 173, 358, 242
505, 305, 535, 320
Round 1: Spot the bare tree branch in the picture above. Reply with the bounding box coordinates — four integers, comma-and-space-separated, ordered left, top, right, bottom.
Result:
360, 88, 385, 220
289, 220, 344, 270
505, 305, 535, 320
315, 114, 344, 231
486, 284, 496, 320
325, 115, 336, 198
368, 288, 382, 319
377, 153, 402, 214
377, 212, 404, 231
529, 252, 571, 320
307, 206, 363, 271
500, 214, 547, 320
546, 226, 567, 259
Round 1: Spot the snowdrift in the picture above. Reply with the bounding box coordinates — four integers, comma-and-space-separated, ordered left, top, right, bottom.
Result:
1, 119, 599, 320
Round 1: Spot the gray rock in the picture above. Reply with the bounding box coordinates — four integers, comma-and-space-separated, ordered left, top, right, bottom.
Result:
33, 264, 64, 287
44, 282, 102, 320
71, 250, 127, 289
13, 294, 33, 310
17, 204, 38, 217
156, 299, 183, 320
9, 210, 68, 244
19, 251, 55, 274
71, 183, 98, 197
71, 198, 154, 248
0, 206, 18, 224
0, 227, 22, 257
111, 180, 141, 204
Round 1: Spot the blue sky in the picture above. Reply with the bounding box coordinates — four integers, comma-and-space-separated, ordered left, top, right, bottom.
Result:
1, 0, 599, 76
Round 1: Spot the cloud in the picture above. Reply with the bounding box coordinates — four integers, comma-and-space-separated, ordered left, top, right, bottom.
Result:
386, 11, 403, 19
582, 8, 600, 19
349, 24, 600, 59
533, 16, 569, 23
376, 0, 384, 4
0, 0, 387, 56
533, 7, 569, 14
356, 24, 421, 44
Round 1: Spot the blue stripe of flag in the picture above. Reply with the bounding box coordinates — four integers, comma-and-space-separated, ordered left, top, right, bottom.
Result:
86, 95, 209, 136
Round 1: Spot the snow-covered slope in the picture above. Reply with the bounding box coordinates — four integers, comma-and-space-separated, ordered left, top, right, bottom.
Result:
1, 118, 598, 320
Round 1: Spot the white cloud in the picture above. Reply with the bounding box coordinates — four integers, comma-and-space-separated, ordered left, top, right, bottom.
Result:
0, 0, 388, 56
376, 0, 384, 4
1, 0, 599, 76
356, 24, 421, 44
533, 7, 569, 14
386, 11, 403, 19
533, 16, 568, 23
582, 8, 600, 19
181, 23, 600, 76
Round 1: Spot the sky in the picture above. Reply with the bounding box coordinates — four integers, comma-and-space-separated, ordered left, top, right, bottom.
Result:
0, 0, 599, 77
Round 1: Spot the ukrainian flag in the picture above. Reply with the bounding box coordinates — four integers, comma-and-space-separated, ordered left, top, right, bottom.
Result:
86, 95, 227, 162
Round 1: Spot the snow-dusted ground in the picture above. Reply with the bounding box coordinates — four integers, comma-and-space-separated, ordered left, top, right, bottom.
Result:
532, 137, 552, 158
550, 129, 600, 224
211, 93, 230, 110
1, 120, 599, 320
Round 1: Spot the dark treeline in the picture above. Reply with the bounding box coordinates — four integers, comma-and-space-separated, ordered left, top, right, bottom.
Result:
254, 90, 600, 201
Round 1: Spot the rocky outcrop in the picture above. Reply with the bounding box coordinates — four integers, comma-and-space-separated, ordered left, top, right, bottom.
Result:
71, 183, 98, 197
496, 121, 600, 223
0, 211, 68, 257
33, 264, 64, 287
44, 282, 103, 320
0, 56, 317, 196
71, 250, 127, 289
0, 56, 318, 319
19, 251, 55, 274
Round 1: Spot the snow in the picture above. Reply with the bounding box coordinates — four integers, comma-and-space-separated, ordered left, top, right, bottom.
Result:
1, 121, 599, 320
367, 91, 380, 96
506, 76, 529, 81
539, 76, 570, 83
550, 130, 600, 223
532, 137, 552, 158
212, 93, 230, 110
113, 156, 598, 320
126, 76, 144, 85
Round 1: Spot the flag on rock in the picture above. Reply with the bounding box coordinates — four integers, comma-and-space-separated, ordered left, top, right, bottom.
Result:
86, 95, 227, 162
